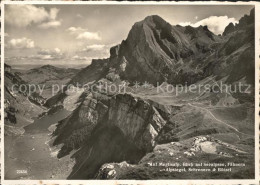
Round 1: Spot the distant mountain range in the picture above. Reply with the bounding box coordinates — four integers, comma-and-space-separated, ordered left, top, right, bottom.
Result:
18, 64, 79, 84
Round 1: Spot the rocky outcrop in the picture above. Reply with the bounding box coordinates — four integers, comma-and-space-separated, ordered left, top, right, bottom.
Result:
108, 94, 167, 152
236, 8, 254, 29
218, 9, 254, 85
51, 92, 171, 179
223, 8, 254, 37
96, 161, 133, 179
54, 93, 168, 157
110, 44, 121, 58
53, 93, 108, 157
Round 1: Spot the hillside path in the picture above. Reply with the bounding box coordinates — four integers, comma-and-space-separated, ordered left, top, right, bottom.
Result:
188, 103, 251, 137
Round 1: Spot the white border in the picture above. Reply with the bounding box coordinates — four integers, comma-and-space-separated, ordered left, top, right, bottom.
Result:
255, 3, 260, 183
1, 1, 259, 185
1, 1, 5, 184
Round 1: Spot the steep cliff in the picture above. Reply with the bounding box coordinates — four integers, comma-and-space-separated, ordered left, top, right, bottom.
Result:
52, 93, 108, 157
53, 92, 168, 155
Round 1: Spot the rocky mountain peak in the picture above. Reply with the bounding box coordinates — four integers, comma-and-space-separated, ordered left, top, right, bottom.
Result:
234, 8, 254, 31
223, 22, 235, 36
250, 7, 255, 17
142, 15, 169, 27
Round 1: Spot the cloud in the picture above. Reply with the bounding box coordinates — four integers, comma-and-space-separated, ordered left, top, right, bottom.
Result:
34, 48, 63, 60
77, 43, 117, 60
178, 16, 238, 35
81, 44, 105, 52
67, 26, 101, 41
67, 27, 85, 34
37, 48, 62, 55
38, 8, 61, 29
6, 37, 35, 49
71, 55, 92, 65
76, 14, 83, 18
38, 20, 61, 29
5, 5, 48, 27
32, 54, 55, 60
178, 22, 192, 26
72, 55, 92, 61
77, 32, 101, 40
77, 44, 110, 60
5, 5, 61, 28
49, 8, 59, 20
74, 43, 112, 58
54, 48, 61, 54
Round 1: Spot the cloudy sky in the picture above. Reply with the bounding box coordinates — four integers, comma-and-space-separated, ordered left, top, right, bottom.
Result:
4, 4, 253, 68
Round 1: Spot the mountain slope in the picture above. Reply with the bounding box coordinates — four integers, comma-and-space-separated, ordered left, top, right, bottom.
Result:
18, 65, 80, 99
20, 65, 79, 85
4, 64, 44, 133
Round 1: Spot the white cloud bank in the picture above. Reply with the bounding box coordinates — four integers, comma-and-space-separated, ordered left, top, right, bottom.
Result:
67, 27, 101, 41
178, 16, 238, 35
67, 27, 84, 33
5, 5, 61, 28
76, 32, 101, 40
38, 20, 61, 29
82, 44, 106, 52
6, 37, 35, 49
72, 55, 92, 61
34, 48, 63, 60
37, 48, 62, 55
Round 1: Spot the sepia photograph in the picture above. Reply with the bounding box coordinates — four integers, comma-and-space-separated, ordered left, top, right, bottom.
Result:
1, 2, 259, 184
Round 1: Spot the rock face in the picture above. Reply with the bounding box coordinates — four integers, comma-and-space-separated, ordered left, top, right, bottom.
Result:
52, 93, 108, 157
53, 93, 167, 157
223, 9, 254, 37
237, 8, 254, 29
108, 94, 166, 151
49, 91, 170, 179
